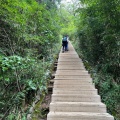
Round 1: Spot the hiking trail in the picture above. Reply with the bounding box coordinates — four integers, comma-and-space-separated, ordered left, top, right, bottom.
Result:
47, 42, 114, 120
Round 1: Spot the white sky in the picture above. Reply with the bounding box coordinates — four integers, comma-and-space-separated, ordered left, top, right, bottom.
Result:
60, 0, 80, 8
61, 0, 73, 4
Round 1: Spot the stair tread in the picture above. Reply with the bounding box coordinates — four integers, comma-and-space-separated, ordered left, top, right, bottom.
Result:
48, 112, 113, 117
50, 102, 105, 106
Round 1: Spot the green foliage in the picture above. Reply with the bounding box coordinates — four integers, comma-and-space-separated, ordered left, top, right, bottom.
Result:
0, 55, 49, 119
58, 3, 77, 39
0, 0, 61, 119
93, 73, 120, 119
74, 0, 120, 119
0, 0, 61, 57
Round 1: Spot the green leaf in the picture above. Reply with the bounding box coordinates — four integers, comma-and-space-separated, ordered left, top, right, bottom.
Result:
28, 81, 37, 90
2, 67, 8, 72
5, 78, 10, 82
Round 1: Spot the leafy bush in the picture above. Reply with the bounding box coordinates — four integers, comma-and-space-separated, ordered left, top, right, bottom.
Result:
0, 56, 50, 119
74, 0, 120, 119
0, 0, 61, 119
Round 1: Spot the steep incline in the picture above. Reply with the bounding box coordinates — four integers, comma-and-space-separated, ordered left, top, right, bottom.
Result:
47, 42, 114, 120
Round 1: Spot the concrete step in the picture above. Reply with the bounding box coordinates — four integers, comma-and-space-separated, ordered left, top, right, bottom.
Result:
58, 59, 82, 62
56, 68, 85, 70
57, 61, 83, 64
54, 77, 92, 80
58, 56, 79, 59
60, 52, 77, 54
57, 67, 85, 70
59, 54, 80, 59
59, 54, 79, 57
54, 80, 93, 85
56, 70, 87, 72
59, 54, 78, 56
53, 85, 95, 89
55, 71, 88, 75
50, 102, 106, 113
47, 112, 114, 120
58, 58, 81, 61
53, 86, 96, 91
54, 78, 92, 81
57, 64, 84, 66
53, 89, 98, 95
52, 94, 101, 102
55, 75, 91, 79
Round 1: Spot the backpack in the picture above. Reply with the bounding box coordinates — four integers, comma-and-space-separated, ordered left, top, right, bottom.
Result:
62, 36, 67, 41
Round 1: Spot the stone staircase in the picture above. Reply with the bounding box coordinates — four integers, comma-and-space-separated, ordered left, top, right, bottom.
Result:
47, 42, 114, 120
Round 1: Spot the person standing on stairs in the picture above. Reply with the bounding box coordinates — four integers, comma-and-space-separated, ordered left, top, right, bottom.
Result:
62, 35, 68, 52
62, 35, 67, 52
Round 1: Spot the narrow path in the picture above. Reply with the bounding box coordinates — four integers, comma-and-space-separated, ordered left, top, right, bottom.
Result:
47, 42, 114, 120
